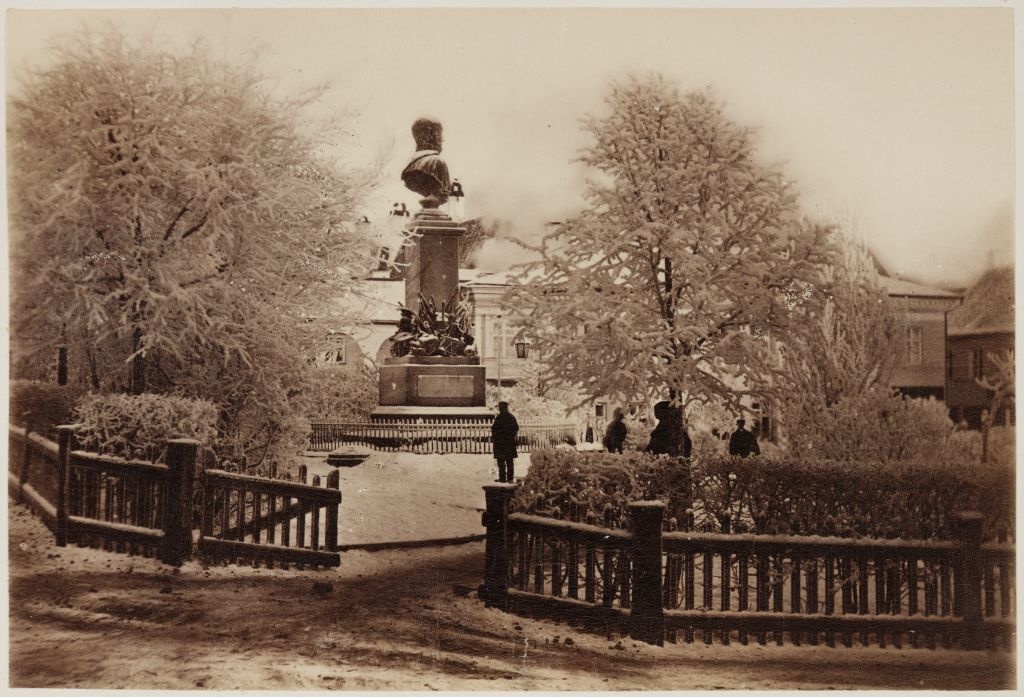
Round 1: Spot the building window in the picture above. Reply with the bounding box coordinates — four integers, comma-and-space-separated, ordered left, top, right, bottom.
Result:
904, 326, 923, 366
595, 403, 606, 419
317, 334, 346, 367
752, 401, 775, 442
969, 349, 983, 379
486, 316, 516, 359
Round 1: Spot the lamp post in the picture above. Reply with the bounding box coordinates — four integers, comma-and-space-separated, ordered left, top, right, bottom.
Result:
496, 313, 503, 403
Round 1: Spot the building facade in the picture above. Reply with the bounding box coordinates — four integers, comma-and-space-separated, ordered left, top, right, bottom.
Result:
945, 267, 1014, 428
880, 276, 962, 400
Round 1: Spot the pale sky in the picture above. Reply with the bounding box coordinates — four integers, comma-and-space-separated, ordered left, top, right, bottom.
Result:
5, 6, 1014, 287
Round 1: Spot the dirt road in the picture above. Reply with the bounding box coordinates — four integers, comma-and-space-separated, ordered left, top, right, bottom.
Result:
7, 502, 1014, 690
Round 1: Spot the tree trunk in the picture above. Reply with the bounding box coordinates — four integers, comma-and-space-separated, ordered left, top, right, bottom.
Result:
667, 387, 686, 456
87, 347, 101, 390
130, 326, 145, 395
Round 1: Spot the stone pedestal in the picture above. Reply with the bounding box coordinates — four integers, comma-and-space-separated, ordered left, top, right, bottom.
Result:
404, 210, 465, 311
378, 356, 486, 408
374, 209, 491, 423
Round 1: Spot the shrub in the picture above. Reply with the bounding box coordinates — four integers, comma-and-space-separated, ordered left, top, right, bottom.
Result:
304, 363, 378, 422
785, 388, 955, 463
689, 455, 1012, 539
948, 425, 1016, 470
513, 447, 692, 530
73, 393, 218, 463
514, 447, 1012, 540
9, 380, 86, 436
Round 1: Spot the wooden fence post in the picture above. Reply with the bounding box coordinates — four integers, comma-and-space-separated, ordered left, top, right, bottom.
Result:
325, 469, 340, 552
955, 511, 985, 649
629, 500, 665, 646
161, 439, 199, 567
480, 483, 517, 608
55, 425, 75, 547
57, 344, 68, 386
17, 428, 32, 504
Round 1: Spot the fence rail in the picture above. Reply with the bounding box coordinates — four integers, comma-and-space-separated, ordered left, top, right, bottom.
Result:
308, 419, 577, 454
10, 424, 341, 570
9, 425, 61, 529
480, 486, 1015, 651
199, 466, 341, 569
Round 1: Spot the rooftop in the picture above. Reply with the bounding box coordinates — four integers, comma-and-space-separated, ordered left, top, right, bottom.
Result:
879, 275, 961, 299
948, 266, 1014, 336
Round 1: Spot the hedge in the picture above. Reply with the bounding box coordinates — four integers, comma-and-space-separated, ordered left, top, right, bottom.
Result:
515, 447, 1013, 541
73, 393, 219, 463
9, 380, 86, 437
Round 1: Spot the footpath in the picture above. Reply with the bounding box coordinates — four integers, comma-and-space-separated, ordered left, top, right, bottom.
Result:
6, 450, 1015, 690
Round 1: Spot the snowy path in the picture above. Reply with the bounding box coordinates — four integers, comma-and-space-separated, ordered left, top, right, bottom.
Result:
7, 502, 1014, 690
302, 450, 531, 546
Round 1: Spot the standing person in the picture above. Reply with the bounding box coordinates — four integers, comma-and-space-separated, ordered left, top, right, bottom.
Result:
647, 400, 692, 457
491, 401, 519, 483
584, 417, 595, 444
603, 407, 628, 453
728, 418, 760, 458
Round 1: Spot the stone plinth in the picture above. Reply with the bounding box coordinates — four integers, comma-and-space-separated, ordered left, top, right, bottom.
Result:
378, 360, 486, 408
405, 210, 465, 312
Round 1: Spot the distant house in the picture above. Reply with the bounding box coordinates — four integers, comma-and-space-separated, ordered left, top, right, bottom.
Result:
945, 266, 1014, 428
879, 275, 962, 400
459, 269, 529, 386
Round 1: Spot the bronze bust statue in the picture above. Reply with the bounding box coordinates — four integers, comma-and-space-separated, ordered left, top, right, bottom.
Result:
401, 118, 451, 209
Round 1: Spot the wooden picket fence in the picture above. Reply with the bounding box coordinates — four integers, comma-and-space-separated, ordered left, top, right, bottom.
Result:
479, 485, 1016, 651
309, 419, 577, 454
9, 425, 341, 569
199, 464, 341, 569
8, 425, 62, 530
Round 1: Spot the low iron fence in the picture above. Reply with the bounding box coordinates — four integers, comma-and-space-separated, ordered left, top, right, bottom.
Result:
479, 485, 1015, 651
308, 419, 577, 454
9, 425, 341, 569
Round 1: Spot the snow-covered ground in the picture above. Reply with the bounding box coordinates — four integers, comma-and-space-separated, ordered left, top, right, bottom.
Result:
302, 450, 531, 545
7, 451, 1016, 690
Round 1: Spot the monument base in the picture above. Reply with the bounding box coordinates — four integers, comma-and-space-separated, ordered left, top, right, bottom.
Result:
370, 406, 494, 424
379, 363, 486, 408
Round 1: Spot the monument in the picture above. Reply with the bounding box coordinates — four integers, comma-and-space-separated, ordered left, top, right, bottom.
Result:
371, 118, 490, 422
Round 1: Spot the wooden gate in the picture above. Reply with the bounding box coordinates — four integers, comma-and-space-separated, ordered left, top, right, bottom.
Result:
198, 467, 341, 569
10, 424, 342, 570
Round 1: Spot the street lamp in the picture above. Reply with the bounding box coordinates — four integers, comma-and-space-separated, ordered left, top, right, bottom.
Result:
449, 179, 465, 222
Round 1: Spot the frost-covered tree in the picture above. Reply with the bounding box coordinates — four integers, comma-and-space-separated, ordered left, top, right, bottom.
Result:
509, 76, 832, 443
777, 230, 903, 455
977, 349, 1014, 464
9, 31, 380, 466
458, 217, 498, 268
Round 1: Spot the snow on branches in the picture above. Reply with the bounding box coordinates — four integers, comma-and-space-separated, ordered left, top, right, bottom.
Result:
509, 75, 833, 411
8, 30, 382, 466
9, 31, 380, 387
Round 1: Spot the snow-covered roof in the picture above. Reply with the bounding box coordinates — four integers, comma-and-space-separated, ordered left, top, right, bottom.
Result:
336, 278, 405, 323
459, 267, 541, 286
879, 275, 961, 299
948, 266, 1014, 336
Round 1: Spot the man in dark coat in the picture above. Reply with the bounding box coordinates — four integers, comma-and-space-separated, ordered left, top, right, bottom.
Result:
646, 401, 692, 458
602, 407, 628, 453
491, 401, 519, 483
728, 418, 760, 458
